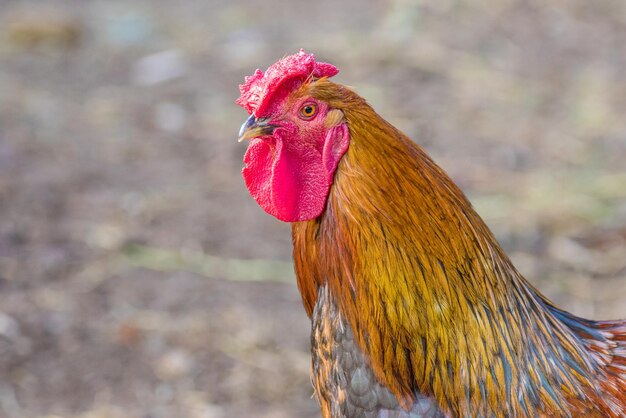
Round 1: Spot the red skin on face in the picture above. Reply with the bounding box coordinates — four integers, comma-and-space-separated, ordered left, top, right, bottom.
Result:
237, 51, 349, 222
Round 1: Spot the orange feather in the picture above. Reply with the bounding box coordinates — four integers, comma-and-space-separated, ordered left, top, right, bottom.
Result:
292, 79, 626, 417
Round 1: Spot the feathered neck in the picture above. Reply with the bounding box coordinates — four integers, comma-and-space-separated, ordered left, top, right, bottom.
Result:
292, 81, 626, 417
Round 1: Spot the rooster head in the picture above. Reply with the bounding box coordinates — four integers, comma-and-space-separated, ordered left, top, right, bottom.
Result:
236, 50, 350, 222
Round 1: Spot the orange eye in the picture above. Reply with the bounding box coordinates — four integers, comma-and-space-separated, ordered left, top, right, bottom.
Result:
299, 102, 318, 120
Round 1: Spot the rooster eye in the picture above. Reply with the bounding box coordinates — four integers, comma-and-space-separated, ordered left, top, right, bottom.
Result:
299, 103, 318, 120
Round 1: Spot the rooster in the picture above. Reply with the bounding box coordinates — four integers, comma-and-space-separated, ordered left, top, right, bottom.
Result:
236, 50, 626, 418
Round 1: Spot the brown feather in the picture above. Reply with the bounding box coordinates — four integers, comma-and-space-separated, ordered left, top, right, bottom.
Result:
292, 79, 626, 417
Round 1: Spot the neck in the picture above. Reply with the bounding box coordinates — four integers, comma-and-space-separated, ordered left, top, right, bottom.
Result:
292, 95, 625, 416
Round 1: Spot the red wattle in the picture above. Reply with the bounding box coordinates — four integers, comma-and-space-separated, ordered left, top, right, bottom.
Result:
242, 125, 349, 222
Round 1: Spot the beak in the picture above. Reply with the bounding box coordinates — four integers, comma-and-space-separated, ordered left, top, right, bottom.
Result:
238, 115, 277, 142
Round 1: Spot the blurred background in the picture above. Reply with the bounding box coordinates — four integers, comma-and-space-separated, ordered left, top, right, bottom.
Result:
0, 0, 625, 417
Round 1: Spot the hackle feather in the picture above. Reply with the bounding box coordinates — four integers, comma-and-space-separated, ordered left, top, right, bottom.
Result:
292, 79, 626, 417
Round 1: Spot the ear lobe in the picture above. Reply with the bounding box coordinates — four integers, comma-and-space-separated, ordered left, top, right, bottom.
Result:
322, 123, 350, 176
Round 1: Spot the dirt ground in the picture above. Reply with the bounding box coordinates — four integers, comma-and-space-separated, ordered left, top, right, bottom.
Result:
0, 1, 625, 417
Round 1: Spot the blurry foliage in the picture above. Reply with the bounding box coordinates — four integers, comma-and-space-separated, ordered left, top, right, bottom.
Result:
122, 244, 295, 283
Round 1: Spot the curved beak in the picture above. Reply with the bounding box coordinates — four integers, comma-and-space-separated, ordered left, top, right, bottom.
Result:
238, 115, 277, 142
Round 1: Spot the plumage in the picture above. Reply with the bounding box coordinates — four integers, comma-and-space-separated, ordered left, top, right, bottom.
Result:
237, 51, 626, 417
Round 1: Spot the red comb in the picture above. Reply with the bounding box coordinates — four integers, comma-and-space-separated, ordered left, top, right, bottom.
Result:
236, 50, 338, 116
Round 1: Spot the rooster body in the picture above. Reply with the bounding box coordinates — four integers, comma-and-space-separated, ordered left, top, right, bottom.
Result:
311, 283, 445, 418
237, 51, 626, 417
